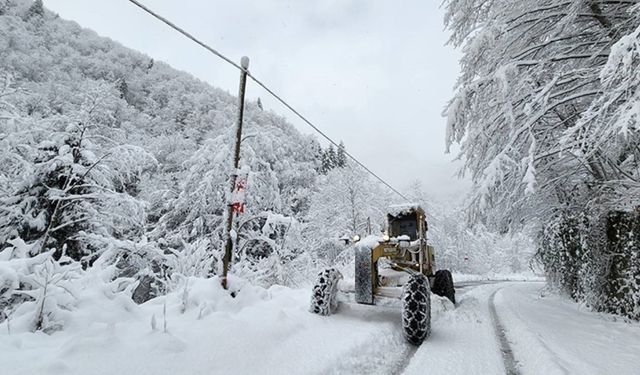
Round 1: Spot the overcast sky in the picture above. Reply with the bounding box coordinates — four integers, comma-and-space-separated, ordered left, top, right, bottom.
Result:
45, 0, 468, 202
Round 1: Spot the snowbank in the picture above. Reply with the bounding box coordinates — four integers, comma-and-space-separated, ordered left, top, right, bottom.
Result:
452, 272, 545, 282
0, 264, 467, 375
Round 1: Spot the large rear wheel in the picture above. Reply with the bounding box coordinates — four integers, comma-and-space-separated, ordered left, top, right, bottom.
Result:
402, 273, 431, 345
309, 268, 342, 316
432, 269, 455, 304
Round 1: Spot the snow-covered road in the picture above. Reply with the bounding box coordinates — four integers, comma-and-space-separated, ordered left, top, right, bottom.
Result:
403, 282, 508, 375
495, 283, 640, 375
1, 279, 639, 375
408, 280, 640, 375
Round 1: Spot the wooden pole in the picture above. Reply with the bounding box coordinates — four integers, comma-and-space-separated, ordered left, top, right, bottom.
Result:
221, 56, 250, 290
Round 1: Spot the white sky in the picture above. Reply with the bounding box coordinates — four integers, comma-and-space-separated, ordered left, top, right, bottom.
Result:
45, 0, 469, 202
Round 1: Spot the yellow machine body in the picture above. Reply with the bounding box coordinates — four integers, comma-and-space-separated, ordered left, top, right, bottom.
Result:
354, 205, 437, 304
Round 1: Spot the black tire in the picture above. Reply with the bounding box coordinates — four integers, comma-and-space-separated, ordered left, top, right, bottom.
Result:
309, 268, 342, 316
402, 273, 431, 345
432, 269, 456, 304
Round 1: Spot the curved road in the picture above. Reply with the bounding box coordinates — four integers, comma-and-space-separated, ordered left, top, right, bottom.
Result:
403, 280, 640, 375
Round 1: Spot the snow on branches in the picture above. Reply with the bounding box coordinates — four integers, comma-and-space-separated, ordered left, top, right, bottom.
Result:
444, 0, 640, 319
444, 0, 640, 228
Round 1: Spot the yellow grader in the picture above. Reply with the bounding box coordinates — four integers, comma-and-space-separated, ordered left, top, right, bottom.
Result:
309, 204, 455, 345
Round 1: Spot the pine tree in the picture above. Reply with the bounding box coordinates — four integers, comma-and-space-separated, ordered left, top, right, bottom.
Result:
146, 58, 154, 72
336, 141, 347, 168
321, 145, 337, 173
25, 0, 43, 19
116, 78, 128, 100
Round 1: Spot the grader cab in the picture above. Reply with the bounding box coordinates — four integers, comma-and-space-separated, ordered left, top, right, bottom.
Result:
309, 204, 455, 345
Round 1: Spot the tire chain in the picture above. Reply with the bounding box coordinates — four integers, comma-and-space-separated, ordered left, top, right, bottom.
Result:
402, 274, 431, 345
309, 268, 342, 316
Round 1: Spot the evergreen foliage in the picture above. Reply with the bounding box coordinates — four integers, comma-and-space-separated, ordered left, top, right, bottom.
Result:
320, 141, 347, 173
24, 0, 42, 19
321, 145, 337, 173
336, 141, 347, 168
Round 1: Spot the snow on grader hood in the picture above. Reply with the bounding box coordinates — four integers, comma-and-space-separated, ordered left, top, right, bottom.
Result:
309, 204, 456, 345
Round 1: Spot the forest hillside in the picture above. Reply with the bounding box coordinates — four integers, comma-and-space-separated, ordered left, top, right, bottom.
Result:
0, 0, 534, 332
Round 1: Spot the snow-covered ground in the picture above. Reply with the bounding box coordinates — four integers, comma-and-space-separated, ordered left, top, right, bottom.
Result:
452, 272, 545, 282
403, 282, 507, 375
0, 276, 414, 375
407, 281, 640, 375
497, 283, 640, 375
1, 278, 639, 375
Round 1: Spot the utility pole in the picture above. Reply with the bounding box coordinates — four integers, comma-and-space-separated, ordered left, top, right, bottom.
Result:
221, 56, 250, 290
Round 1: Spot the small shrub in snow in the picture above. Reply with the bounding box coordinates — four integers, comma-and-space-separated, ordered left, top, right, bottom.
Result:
0, 238, 81, 332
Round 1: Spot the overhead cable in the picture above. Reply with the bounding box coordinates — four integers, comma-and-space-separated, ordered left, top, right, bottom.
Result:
128, 0, 410, 201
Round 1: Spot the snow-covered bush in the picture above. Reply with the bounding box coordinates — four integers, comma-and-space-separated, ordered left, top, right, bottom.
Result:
584, 211, 639, 319
0, 238, 81, 332
232, 213, 308, 287
539, 212, 588, 298
540, 210, 640, 320
0, 236, 150, 333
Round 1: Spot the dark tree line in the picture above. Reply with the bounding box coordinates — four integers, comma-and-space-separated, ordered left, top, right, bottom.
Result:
320, 141, 347, 173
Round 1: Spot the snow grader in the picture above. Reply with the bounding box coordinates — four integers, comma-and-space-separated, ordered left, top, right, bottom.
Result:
309, 204, 455, 345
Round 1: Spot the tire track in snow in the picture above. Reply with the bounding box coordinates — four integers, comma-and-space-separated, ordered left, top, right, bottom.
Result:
319, 304, 415, 375
489, 289, 521, 375
402, 282, 508, 375
390, 344, 417, 375
320, 329, 415, 375
497, 285, 574, 375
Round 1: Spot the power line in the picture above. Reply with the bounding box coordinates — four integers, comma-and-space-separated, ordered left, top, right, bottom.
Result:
129, 0, 241, 71
246, 75, 411, 201
128, 0, 410, 202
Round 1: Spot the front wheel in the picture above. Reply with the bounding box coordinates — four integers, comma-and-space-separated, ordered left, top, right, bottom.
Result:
402, 273, 431, 345
309, 268, 342, 316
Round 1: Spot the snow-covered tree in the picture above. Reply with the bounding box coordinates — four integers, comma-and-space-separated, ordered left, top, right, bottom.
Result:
565, 24, 640, 210
444, 0, 640, 318
406, 180, 536, 274
321, 145, 338, 173
0, 77, 156, 263
0, 0, 11, 15
0, 120, 155, 261
150, 104, 320, 286
444, 0, 640, 229
336, 141, 347, 168
24, 0, 43, 20
305, 162, 391, 264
